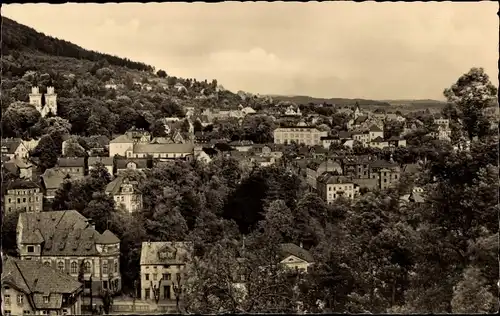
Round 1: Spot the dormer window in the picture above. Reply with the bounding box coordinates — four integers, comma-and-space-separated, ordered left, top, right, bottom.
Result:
159, 251, 175, 260
27, 246, 35, 253
43, 296, 49, 303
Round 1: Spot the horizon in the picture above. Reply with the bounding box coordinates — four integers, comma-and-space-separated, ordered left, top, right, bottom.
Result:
3, 2, 498, 100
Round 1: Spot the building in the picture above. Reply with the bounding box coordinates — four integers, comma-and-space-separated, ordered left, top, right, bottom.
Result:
368, 137, 389, 149
115, 158, 149, 174
1, 138, 29, 160
273, 127, 327, 146
3, 157, 33, 180
278, 243, 314, 273
305, 159, 343, 190
125, 143, 194, 160
369, 160, 401, 190
352, 130, 371, 146
16, 210, 122, 296
57, 157, 86, 179
368, 124, 384, 140
387, 136, 407, 148
3, 180, 43, 213
139, 241, 194, 302
105, 176, 143, 213
317, 173, 358, 204
109, 129, 151, 157
1, 256, 83, 316
40, 168, 68, 199
88, 157, 114, 177
29, 86, 58, 117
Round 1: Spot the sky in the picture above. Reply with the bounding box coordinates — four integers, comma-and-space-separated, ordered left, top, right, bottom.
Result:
3, 2, 498, 100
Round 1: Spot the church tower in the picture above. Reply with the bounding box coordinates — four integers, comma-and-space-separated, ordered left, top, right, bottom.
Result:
29, 86, 43, 113
44, 86, 58, 116
353, 102, 362, 120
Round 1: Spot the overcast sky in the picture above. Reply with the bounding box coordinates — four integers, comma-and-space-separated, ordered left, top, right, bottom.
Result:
3, 2, 498, 100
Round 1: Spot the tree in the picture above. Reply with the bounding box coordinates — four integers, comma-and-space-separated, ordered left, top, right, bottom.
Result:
443, 67, 497, 140
1, 102, 41, 138
1, 208, 22, 256
156, 69, 167, 78
451, 266, 496, 313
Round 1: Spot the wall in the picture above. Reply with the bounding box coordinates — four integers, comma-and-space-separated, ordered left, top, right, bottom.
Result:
2, 287, 33, 316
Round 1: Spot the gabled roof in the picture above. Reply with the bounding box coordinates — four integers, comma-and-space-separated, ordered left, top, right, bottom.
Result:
279, 243, 314, 263
5, 179, 40, 191
2, 256, 82, 309
1, 138, 23, 154
110, 134, 133, 144
133, 143, 194, 154
88, 156, 114, 165
140, 241, 194, 265
40, 168, 68, 190
371, 136, 385, 143
369, 124, 383, 132
17, 210, 120, 256
57, 157, 85, 167
317, 173, 354, 185
354, 116, 368, 125
338, 131, 353, 139
97, 230, 120, 244
116, 158, 148, 169
370, 159, 398, 169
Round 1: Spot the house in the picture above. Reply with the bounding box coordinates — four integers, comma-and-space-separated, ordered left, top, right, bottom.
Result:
400, 187, 425, 205
306, 159, 343, 190
140, 241, 194, 301
115, 159, 149, 174
193, 146, 219, 164
109, 129, 151, 157
3, 179, 43, 214
250, 144, 284, 159
40, 168, 68, 199
17, 210, 122, 296
241, 106, 256, 115
283, 105, 302, 117
320, 136, 341, 150
387, 136, 407, 148
368, 124, 384, 141
125, 143, 194, 161
1, 256, 83, 316
57, 157, 86, 179
369, 160, 401, 190
316, 173, 358, 204
228, 140, 254, 152
341, 155, 373, 179
88, 157, 114, 177
278, 243, 314, 273
84, 135, 110, 156
3, 157, 33, 179
352, 130, 370, 146
105, 176, 143, 213
273, 127, 327, 146
22, 139, 40, 152
347, 115, 369, 131
1, 138, 29, 160
385, 113, 406, 122
368, 137, 389, 149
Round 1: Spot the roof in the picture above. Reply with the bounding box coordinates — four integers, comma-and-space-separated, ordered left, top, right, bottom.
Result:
371, 136, 385, 143
140, 241, 194, 266
338, 131, 353, 139
369, 124, 383, 132
5, 157, 32, 169
279, 243, 314, 263
97, 230, 121, 244
387, 136, 403, 141
57, 157, 85, 167
354, 116, 368, 125
109, 134, 132, 144
105, 176, 139, 196
370, 159, 399, 169
5, 179, 40, 191
116, 158, 148, 169
17, 210, 120, 256
40, 168, 68, 190
133, 143, 194, 154
1, 138, 23, 154
88, 157, 114, 165
317, 173, 354, 185
2, 256, 82, 309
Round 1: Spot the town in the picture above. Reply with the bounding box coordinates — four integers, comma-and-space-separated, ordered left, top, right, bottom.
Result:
1, 3, 499, 316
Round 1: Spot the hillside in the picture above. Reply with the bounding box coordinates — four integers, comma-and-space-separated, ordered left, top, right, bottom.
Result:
269, 95, 391, 107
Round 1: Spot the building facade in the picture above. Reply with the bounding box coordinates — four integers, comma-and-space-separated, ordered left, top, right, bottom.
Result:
105, 176, 143, 213
3, 180, 43, 213
29, 86, 58, 117
316, 173, 358, 204
273, 127, 327, 146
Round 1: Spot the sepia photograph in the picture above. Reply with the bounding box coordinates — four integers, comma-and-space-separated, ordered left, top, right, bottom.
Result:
0, 1, 498, 315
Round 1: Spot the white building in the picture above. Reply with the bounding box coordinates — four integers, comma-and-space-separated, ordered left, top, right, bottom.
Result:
29, 86, 57, 117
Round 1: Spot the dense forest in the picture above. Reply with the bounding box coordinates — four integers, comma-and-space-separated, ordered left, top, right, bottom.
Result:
1, 17, 498, 314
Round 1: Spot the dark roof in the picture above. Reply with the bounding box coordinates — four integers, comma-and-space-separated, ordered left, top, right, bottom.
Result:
105, 176, 139, 196
370, 159, 399, 169
98, 230, 120, 244
369, 124, 383, 132
279, 243, 314, 263
88, 157, 114, 165
140, 241, 193, 265
338, 131, 353, 139
57, 157, 85, 167
354, 116, 368, 125
228, 140, 254, 146
17, 210, 120, 256
202, 147, 219, 157
317, 173, 354, 185
1, 138, 23, 154
6, 179, 40, 191
40, 168, 68, 190
387, 136, 403, 141
116, 158, 148, 169
2, 256, 82, 309
371, 136, 385, 143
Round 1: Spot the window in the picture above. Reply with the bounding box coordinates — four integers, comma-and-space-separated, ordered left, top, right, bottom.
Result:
145, 273, 150, 281
84, 281, 91, 289
23, 198, 26, 203
163, 273, 171, 281
58, 261, 65, 272
71, 262, 78, 274
84, 261, 92, 273
102, 261, 108, 274
17, 294, 23, 305
27, 246, 34, 253
4, 310, 11, 316
144, 288, 150, 300
103, 281, 108, 290
4, 294, 11, 305
23, 311, 30, 315
153, 273, 157, 281
41, 311, 48, 315
114, 261, 118, 273
43, 296, 49, 303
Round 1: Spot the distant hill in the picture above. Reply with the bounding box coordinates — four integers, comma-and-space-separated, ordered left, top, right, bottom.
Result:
269, 95, 391, 107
